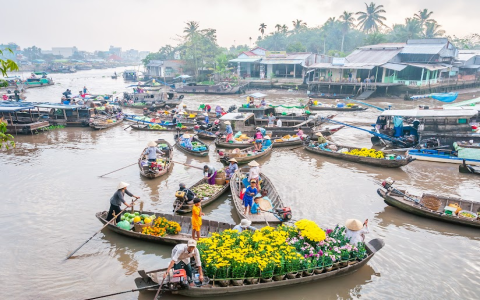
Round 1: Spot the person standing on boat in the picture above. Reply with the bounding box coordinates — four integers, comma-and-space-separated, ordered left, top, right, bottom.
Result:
143, 141, 164, 162
276, 118, 282, 127
233, 219, 257, 232
14, 89, 20, 101
260, 98, 267, 107
163, 239, 204, 284
254, 128, 264, 151
345, 219, 369, 246
225, 158, 238, 180
205, 104, 211, 113
247, 160, 261, 183
267, 113, 276, 127
106, 182, 140, 223
203, 165, 217, 185
215, 105, 222, 118
203, 113, 209, 124
83, 86, 88, 94
224, 121, 233, 142
243, 179, 258, 216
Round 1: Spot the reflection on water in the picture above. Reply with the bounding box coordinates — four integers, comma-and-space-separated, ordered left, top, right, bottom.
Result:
1, 69, 480, 299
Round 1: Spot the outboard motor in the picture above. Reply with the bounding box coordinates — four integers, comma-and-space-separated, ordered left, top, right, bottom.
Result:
275, 207, 292, 222
381, 177, 395, 190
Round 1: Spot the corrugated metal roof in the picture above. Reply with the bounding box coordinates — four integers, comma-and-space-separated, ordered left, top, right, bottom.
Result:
406, 63, 450, 71
309, 62, 333, 68
35, 104, 80, 110
382, 63, 407, 71
358, 43, 405, 50
400, 44, 445, 55
407, 38, 448, 45
346, 47, 402, 65
381, 109, 477, 118
457, 51, 480, 62
260, 59, 303, 65
460, 65, 480, 69
229, 58, 261, 63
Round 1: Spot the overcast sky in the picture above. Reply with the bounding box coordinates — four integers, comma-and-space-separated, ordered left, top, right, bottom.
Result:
3, 0, 479, 52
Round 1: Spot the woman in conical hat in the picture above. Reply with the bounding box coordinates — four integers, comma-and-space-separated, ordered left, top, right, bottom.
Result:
345, 218, 369, 246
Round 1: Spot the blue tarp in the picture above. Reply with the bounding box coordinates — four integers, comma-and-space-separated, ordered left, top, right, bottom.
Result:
410, 92, 458, 103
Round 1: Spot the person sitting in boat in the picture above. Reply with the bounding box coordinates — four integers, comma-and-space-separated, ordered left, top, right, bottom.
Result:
225, 158, 238, 179
254, 129, 264, 151
260, 98, 267, 107
296, 128, 305, 140
316, 132, 327, 144
107, 182, 140, 223
215, 105, 222, 118
203, 165, 217, 185
181, 134, 193, 150
205, 104, 211, 113
163, 239, 204, 284
276, 118, 282, 127
233, 219, 257, 232
345, 219, 369, 246
262, 136, 272, 149
307, 98, 314, 108
143, 141, 164, 163
267, 113, 276, 127
178, 183, 195, 203
224, 121, 233, 142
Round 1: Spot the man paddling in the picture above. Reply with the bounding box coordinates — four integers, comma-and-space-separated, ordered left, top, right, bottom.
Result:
107, 182, 140, 223
164, 239, 204, 284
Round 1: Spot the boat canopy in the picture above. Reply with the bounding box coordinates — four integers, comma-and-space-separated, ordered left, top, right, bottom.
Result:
0, 101, 36, 112
245, 92, 267, 98
34, 103, 81, 110
443, 97, 480, 108
219, 113, 254, 121
381, 109, 478, 118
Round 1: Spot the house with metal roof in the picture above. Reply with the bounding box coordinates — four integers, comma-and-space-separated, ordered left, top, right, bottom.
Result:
455, 50, 480, 81
146, 60, 186, 78
229, 47, 266, 78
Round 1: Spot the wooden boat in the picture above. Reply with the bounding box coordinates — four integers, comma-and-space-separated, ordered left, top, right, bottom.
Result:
305, 144, 414, 168
120, 102, 166, 110
133, 238, 385, 297
459, 160, 480, 175
230, 170, 287, 224
194, 130, 218, 140
215, 137, 253, 149
173, 178, 230, 214
407, 149, 480, 166
186, 109, 217, 120
175, 135, 209, 157
377, 188, 480, 228
219, 144, 273, 165
308, 93, 354, 99
96, 210, 235, 245
271, 136, 303, 148
111, 75, 118, 79
309, 105, 367, 112
130, 124, 192, 131
89, 116, 124, 130
138, 139, 174, 179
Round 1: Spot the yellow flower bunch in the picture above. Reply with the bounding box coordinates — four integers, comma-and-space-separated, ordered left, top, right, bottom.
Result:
294, 219, 326, 242
142, 217, 181, 237
345, 148, 384, 159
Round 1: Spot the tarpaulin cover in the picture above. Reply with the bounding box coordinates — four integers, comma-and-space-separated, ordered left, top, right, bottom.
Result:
410, 92, 458, 103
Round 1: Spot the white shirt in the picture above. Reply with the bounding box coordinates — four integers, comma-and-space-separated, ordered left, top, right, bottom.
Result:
345, 227, 369, 246
171, 244, 202, 267
276, 119, 282, 127
248, 166, 260, 181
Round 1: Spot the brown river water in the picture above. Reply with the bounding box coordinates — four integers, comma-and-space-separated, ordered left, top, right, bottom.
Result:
1, 68, 480, 299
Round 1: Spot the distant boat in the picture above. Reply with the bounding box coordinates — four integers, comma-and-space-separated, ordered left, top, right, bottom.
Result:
407, 149, 480, 165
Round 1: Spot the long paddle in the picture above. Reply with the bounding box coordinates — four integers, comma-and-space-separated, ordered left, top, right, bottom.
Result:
65, 198, 139, 260
170, 160, 204, 170
83, 284, 160, 300
99, 163, 137, 177
153, 276, 167, 300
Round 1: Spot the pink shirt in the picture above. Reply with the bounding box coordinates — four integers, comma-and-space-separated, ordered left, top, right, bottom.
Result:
255, 132, 263, 139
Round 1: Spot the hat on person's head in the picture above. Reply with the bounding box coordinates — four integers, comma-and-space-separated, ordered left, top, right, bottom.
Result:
187, 239, 197, 247
183, 134, 191, 138
117, 182, 129, 189
228, 158, 237, 163
248, 160, 259, 167
264, 136, 270, 140
224, 121, 231, 125
179, 183, 186, 188
147, 141, 156, 147
240, 219, 252, 227
193, 198, 201, 204
345, 219, 363, 231
315, 132, 324, 137
256, 127, 260, 130
203, 113, 208, 116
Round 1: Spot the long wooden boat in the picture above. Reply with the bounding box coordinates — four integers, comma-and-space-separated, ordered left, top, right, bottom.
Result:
175, 135, 209, 157
133, 238, 385, 297
271, 137, 303, 148
120, 102, 166, 110
309, 105, 367, 112
138, 139, 174, 179
215, 138, 253, 149
194, 130, 218, 139
219, 144, 273, 165
305, 144, 414, 168
377, 188, 480, 228
173, 178, 230, 214
407, 149, 480, 166
459, 160, 480, 175
131, 124, 192, 131
89, 116, 124, 130
230, 170, 286, 224
96, 210, 235, 245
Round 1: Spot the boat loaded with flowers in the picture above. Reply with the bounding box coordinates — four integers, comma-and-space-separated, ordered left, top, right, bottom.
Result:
133, 220, 384, 297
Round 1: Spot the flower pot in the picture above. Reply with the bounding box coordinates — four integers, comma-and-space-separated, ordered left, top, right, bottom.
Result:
332, 262, 340, 270
231, 279, 244, 286
303, 270, 314, 276
325, 265, 333, 272
244, 278, 259, 284
215, 280, 229, 287
286, 272, 298, 279
273, 274, 285, 281
260, 277, 273, 283
348, 260, 358, 265
340, 260, 348, 267
314, 267, 324, 274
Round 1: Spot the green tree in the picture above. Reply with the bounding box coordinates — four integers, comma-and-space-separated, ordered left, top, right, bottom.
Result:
259, 23, 267, 37
184, 21, 200, 37
424, 21, 445, 38
286, 42, 306, 52
414, 9, 434, 28
389, 18, 422, 42
23, 46, 42, 60
275, 24, 282, 32
0, 48, 18, 149
281, 24, 289, 34
339, 11, 356, 52
356, 2, 387, 33
292, 19, 307, 32
364, 32, 387, 45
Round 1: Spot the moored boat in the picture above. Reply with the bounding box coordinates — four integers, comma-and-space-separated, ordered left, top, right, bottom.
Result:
0, 102, 50, 134
377, 182, 480, 228
215, 137, 253, 149
309, 105, 367, 112
138, 139, 174, 179
130, 124, 192, 131
194, 129, 218, 139
407, 149, 480, 166
175, 134, 209, 157
306, 143, 414, 168
95, 210, 235, 245
173, 178, 230, 214
89, 115, 124, 130
459, 160, 480, 175
271, 135, 303, 148
218, 144, 273, 165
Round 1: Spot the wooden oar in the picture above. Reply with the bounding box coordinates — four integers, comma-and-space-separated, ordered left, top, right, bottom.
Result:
65, 198, 139, 260
153, 276, 167, 300
99, 163, 137, 177
123, 124, 132, 130
170, 160, 204, 170
83, 284, 160, 300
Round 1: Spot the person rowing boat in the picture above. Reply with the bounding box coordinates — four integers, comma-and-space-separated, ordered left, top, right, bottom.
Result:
107, 182, 140, 223
163, 239, 204, 285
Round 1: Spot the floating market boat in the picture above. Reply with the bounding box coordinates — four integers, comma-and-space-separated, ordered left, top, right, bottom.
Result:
173, 178, 230, 214
230, 170, 288, 224
185, 109, 217, 120
377, 183, 480, 228
133, 238, 384, 297
215, 137, 253, 149
24, 77, 54, 88
459, 160, 480, 175
271, 135, 303, 148
175, 135, 209, 157
130, 124, 192, 131
138, 139, 174, 179
308, 93, 354, 99
308, 105, 367, 112
34, 103, 94, 127
89, 116, 124, 130
95, 210, 235, 244
305, 143, 414, 168
218, 144, 273, 165
0, 102, 50, 134
194, 129, 218, 140
175, 82, 247, 95
406, 149, 480, 166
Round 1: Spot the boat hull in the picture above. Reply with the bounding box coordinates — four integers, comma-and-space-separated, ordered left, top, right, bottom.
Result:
407, 150, 480, 166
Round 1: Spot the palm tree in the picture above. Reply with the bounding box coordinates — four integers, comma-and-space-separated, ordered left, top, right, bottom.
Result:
339, 11, 356, 52
414, 9, 434, 27
281, 24, 288, 34
183, 21, 199, 37
275, 24, 282, 32
403, 18, 423, 40
356, 2, 387, 33
424, 21, 445, 38
259, 23, 267, 38
292, 19, 307, 32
